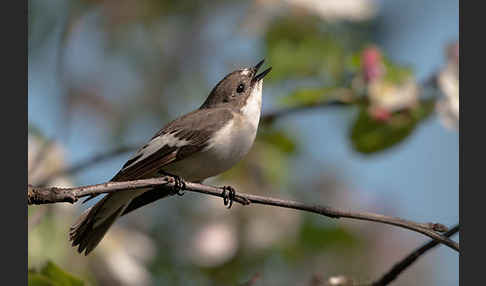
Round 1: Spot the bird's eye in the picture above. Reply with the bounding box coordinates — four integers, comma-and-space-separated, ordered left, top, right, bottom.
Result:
236, 83, 245, 93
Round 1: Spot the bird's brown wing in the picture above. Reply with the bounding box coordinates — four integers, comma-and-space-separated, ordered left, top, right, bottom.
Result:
87, 107, 234, 215
111, 107, 234, 181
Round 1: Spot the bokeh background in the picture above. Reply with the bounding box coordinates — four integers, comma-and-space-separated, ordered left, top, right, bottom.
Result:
28, 0, 459, 285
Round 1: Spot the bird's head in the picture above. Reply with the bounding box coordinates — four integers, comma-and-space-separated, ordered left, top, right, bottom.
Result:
200, 59, 272, 110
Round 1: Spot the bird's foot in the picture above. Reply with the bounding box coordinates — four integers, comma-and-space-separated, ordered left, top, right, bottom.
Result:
222, 186, 236, 209
172, 175, 186, 196
162, 173, 185, 196
158, 170, 186, 196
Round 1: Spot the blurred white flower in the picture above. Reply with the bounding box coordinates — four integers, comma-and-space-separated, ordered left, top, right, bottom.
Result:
368, 79, 419, 119
245, 205, 302, 250
189, 221, 238, 267
326, 275, 354, 286
94, 226, 156, 286
243, 0, 378, 33
436, 42, 459, 130
285, 0, 378, 22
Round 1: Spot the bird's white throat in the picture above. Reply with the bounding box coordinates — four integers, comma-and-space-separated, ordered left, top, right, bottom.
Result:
240, 80, 263, 130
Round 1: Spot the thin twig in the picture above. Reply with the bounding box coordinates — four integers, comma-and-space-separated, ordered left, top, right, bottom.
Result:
37, 145, 137, 186
369, 224, 460, 286
240, 272, 261, 286
27, 177, 458, 252
261, 90, 358, 124
262, 100, 352, 124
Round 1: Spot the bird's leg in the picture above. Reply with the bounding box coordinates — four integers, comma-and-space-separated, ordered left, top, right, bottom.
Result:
221, 186, 236, 209
158, 170, 186, 196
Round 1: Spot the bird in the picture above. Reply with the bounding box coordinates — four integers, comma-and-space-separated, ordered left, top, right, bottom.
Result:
69, 59, 272, 255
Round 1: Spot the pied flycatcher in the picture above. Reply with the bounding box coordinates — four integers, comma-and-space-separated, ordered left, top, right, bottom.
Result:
70, 59, 272, 255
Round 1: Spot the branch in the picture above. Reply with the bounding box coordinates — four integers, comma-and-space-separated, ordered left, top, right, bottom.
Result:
262, 100, 352, 124
261, 91, 358, 124
27, 177, 459, 252
37, 145, 137, 186
370, 224, 460, 286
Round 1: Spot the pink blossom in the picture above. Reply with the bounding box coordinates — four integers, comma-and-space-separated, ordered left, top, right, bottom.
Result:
362, 46, 384, 83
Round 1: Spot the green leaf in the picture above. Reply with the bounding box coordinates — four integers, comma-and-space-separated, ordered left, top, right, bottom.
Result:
410, 99, 436, 120
350, 100, 435, 154
382, 59, 413, 84
28, 261, 84, 286
258, 129, 297, 154
345, 51, 363, 72
280, 87, 338, 107
28, 272, 57, 286
280, 217, 359, 262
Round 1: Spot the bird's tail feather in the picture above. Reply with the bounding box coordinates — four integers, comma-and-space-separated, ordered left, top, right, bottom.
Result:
69, 191, 137, 255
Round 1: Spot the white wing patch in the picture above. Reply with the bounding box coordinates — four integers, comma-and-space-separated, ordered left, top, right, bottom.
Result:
122, 133, 190, 170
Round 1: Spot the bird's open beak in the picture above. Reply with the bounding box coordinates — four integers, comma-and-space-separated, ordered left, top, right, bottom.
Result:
252, 59, 272, 82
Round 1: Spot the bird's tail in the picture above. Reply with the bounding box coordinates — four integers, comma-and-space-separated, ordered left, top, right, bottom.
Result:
69, 190, 139, 255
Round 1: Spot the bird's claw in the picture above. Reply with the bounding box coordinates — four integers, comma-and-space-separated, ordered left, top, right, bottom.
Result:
222, 186, 236, 209
171, 175, 186, 196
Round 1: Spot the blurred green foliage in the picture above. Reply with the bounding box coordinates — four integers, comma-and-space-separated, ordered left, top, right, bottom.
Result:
382, 59, 414, 84
265, 16, 367, 84
29, 261, 84, 286
279, 86, 340, 107
281, 217, 359, 263
257, 128, 297, 154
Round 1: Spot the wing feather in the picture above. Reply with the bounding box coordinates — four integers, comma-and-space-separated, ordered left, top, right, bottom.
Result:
85, 107, 234, 213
